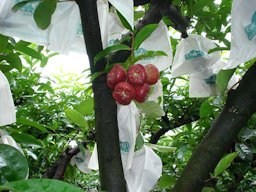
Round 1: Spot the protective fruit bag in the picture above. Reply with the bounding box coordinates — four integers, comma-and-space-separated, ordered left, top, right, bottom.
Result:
189, 68, 219, 98
108, 0, 134, 29
0, 0, 108, 54
171, 34, 220, 78
228, 0, 256, 68
125, 146, 162, 192
70, 150, 91, 174
0, 71, 16, 126
135, 21, 173, 71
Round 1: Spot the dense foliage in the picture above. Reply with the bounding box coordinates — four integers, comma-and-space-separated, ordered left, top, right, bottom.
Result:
1, 0, 256, 192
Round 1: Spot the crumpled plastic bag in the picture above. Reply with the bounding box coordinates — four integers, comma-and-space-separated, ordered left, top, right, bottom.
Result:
125, 146, 162, 192
171, 34, 220, 78
0, 0, 108, 54
70, 150, 91, 173
228, 0, 256, 68
0, 71, 16, 126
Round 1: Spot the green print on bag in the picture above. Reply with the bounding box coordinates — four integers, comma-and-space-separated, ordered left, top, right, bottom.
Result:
244, 12, 256, 41
120, 141, 130, 153
134, 48, 155, 61
185, 50, 205, 61
14, 0, 37, 16
204, 75, 216, 85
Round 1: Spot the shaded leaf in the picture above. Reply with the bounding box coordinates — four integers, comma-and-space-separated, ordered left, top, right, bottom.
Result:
65, 109, 88, 130
146, 143, 176, 153
2, 179, 83, 192
11, 133, 43, 148
0, 144, 29, 182
17, 117, 47, 132
158, 174, 176, 189
94, 44, 130, 64
75, 97, 94, 116
136, 101, 165, 119
216, 68, 236, 94
134, 24, 158, 49
214, 152, 238, 177
200, 100, 214, 118
34, 0, 57, 30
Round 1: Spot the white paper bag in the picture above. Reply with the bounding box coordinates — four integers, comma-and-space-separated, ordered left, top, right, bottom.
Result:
125, 146, 162, 192
135, 21, 173, 71
189, 68, 218, 98
117, 101, 140, 172
0, 71, 16, 126
228, 0, 256, 68
88, 102, 139, 172
108, 0, 134, 29
70, 150, 91, 173
171, 34, 220, 78
0, 0, 108, 54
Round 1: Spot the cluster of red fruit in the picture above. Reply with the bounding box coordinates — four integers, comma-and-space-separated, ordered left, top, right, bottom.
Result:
106, 63, 160, 105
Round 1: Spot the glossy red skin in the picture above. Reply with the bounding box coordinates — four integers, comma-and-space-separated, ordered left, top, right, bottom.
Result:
127, 64, 147, 85
106, 64, 127, 89
134, 83, 150, 103
145, 64, 160, 85
112, 82, 135, 105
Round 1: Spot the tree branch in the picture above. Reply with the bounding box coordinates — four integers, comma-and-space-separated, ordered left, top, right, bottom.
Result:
173, 62, 256, 192
134, 0, 151, 6
43, 132, 95, 179
76, 0, 126, 191
150, 113, 200, 144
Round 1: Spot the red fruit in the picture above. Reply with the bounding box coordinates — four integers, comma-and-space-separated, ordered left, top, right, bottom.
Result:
112, 82, 135, 105
145, 64, 160, 85
106, 64, 127, 89
134, 83, 150, 103
127, 64, 147, 85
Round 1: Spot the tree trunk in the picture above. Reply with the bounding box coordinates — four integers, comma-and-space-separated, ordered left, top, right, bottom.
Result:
76, 0, 126, 191
173, 62, 256, 192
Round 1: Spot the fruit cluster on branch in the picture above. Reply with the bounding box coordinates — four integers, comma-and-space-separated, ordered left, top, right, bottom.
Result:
107, 64, 160, 105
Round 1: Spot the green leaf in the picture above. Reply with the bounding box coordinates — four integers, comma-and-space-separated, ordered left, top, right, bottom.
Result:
146, 143, 176, 153
0, 144, 29, 182
15, 42, 42, 60
75, 97, 94, 116
201, 187, 215, 192
0, 35, 8, 51
136, 101, 165, 119
94, 44, 130, 64
158, 174, 176, 189
191, 0, 211, 14
132, 50, 168, 64
17, 117, 47, 133
65, 109, 88, 130
2, 179, 83, 192
208, 46, 229, 54
135, 132, 144, 151
216, 68, 236, 94
214, 152, 238, 177
117, 11, 133, 31
0, 53, 22, 72
11, 133, 43, 148
34, 0, 57, 30
199, 100, 214, 118
134, 24, 158, 49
